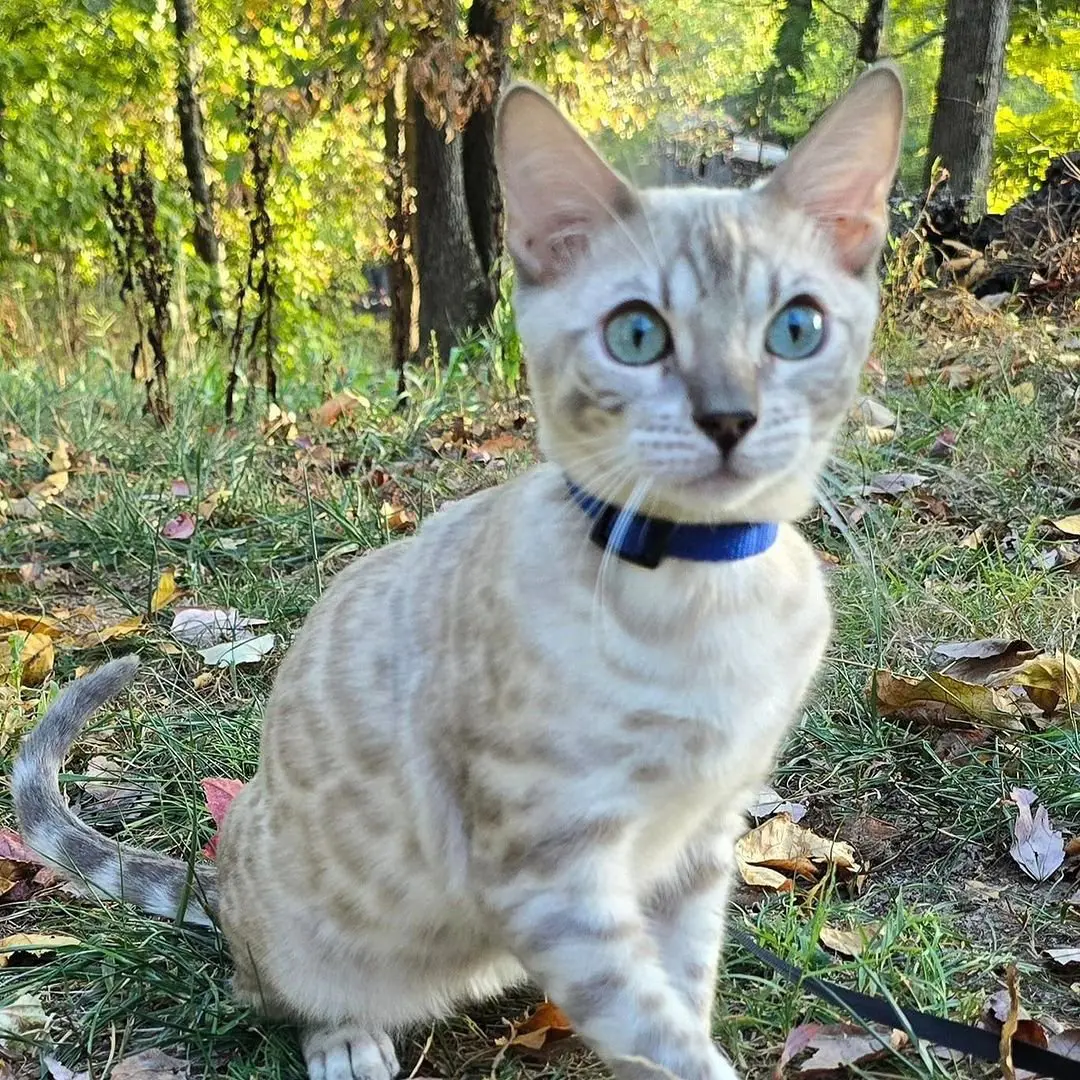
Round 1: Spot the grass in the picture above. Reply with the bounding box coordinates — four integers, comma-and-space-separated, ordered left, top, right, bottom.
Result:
0, 295, 1078, 1080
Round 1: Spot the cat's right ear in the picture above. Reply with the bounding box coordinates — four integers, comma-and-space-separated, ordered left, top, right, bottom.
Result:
496, 84, 638, 284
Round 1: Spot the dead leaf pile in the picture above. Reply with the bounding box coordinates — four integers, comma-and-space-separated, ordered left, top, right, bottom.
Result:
736, 814, 859, 892
981, 975, 1080, 1073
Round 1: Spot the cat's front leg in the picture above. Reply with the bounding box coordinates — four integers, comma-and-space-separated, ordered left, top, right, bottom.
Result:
487, 854, 739, 1080
646, 839, 735, 1030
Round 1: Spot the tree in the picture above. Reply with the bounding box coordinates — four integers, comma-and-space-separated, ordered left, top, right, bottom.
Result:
926, 0, 1013, 217
173, 0, 225, 330
856, 0, 886, 63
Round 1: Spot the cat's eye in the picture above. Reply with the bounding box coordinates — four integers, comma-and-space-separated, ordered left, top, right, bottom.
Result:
603, 303, 672, 366
765, 298, 826, 360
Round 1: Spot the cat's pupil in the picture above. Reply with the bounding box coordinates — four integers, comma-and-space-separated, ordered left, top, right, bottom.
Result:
632, 319, 647, 347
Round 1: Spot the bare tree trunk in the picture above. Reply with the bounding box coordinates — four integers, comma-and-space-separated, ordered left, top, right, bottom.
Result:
384, 74, 415, 400
857, 0, 887, 62
926, 0, 1012, 217
462, 0, 508, 320
174, 0, 225, 331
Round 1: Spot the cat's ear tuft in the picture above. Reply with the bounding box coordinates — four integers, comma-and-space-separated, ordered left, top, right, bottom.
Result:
763, 62, 905, 274
496, 83, 638, 283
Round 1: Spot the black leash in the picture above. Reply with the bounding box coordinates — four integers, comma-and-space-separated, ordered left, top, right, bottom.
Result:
730, 928, 1080, 1080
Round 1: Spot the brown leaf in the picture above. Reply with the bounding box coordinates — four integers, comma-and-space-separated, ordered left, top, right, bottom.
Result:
311, 390, 370, 427
736, 815, 859, 892
0, 830, 43, 866
1008, 788, 1065, 882
819, 922, 881, 957
63, 615, 142, 650
110, 1050, 188, 1080
196, 489, 228, 521
3, 429, 36, 455
779, 1023, 907, 1076
862, 472, 928, 497
871, 670, 1025, 730
504, 1001, 575, 1051
930, 638, 1036, 684
0, 611, 63, 638
928, 428, 957, 460
984, 971, 1049, 1080
381, 502, 417, 534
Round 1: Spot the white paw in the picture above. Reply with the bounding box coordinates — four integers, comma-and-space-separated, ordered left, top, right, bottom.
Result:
303, 1025, 400, 1080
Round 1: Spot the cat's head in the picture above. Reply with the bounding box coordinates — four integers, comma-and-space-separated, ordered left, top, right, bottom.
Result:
495, 65, 904, 523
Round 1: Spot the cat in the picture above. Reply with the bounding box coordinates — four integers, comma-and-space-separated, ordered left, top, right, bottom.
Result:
14, 63, 904, 1080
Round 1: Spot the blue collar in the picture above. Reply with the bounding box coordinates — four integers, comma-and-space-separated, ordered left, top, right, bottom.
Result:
567, 481, 778, 569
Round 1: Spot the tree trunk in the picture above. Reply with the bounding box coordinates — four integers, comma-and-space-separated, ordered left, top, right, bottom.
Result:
173, 0, 225, 330
462, 0, 508, 320
926, 0, 1012, 217
384, 76, 415, 400
857, 0, 887, 62
408, 75, 488, 365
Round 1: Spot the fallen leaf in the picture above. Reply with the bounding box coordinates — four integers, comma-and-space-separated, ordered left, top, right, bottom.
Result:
1049, 1030, 1080, 1062
200, 777, 244, 859
467, 433, 529, 463
990, 652, 1080, 714
170, 479, 191, 498
850, 396, 897, 430
736, 815, 859, 892
312, 390, 371, 427
819, 922, 881, 957
29, 469, 69, 499
930, 638, 1037, 684
1, 631, 55, 686
1051, 515, 1080, 537
0, 611, 63, 637
82, 755, 150, 815
983, 971, 1049, 1080
0, 932, 80, 967
1008, 788, 1065, 882
48, 439, 70, 473
162, 512, 196, 540
928, 428, 957, 460
747, 786, 808, 823
1043, 948, 1080, 972
499, 1001, 575, 1052
779, 1023, 907, 1075
941, 362, 982, 390
871, 670, 1025, 730
196, 488, 228, 521
862, 472, 928, 497
110, 1050, 188, 1080
0, 992, 49, 1051
65, 615, 142, 650
381, 502, 417, 533
6, 496, 41, 520
1009, 381, 1035, 406
150, 569, 179, 613
3, 430, 36, 455
959, 524, 989, 549
198, 633, 275, 668
0, 830, 41, 867
170, 607, 267, 648
964, 879, 1004, 901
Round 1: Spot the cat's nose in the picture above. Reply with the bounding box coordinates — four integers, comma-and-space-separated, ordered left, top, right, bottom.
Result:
694, 410, 757, 456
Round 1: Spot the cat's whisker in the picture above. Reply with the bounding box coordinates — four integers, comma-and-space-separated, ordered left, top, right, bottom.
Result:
591, 476, 650, 651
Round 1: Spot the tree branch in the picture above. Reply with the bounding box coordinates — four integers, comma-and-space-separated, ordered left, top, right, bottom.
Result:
890, 28, 945, 57
813, 0, 860, 33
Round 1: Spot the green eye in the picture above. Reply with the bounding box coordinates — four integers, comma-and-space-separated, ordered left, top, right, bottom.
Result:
603, 303, 671, 366
765, 299, 826, 359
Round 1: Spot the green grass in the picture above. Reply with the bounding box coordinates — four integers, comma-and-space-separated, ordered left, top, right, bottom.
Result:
1, 304, 1078, 1080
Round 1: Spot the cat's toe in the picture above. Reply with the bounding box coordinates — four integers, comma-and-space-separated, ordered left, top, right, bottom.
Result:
303, 1026, 397, 1080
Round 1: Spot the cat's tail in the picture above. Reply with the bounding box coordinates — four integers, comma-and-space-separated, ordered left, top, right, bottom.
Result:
12, 656, 218, 927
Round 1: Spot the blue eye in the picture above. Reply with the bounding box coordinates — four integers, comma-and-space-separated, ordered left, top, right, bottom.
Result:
603, 303, 671, 366
765, 299, 826, 359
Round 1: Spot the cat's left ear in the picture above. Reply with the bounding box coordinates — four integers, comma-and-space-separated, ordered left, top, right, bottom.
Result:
762, 62, 905, 274
496, 83, 639, 283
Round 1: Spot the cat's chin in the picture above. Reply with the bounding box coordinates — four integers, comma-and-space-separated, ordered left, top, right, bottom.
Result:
655, 467, 815, 524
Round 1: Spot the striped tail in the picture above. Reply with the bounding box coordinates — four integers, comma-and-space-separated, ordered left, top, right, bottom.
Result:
12, 656, 217, 926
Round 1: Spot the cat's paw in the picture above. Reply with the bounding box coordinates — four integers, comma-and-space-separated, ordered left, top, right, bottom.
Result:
302, 1025, 400, 1080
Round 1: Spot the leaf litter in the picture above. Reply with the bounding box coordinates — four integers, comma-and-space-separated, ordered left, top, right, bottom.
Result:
779, 1023, 907, 1076
735, 814, 859, 892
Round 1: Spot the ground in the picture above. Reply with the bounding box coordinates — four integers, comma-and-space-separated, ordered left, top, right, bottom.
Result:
0, 293, 1077, 1080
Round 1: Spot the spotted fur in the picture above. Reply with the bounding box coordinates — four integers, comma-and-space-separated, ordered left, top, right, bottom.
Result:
14, 65, 904, 1080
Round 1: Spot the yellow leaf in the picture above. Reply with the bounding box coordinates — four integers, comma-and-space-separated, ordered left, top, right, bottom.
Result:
1051, 515, 1080, 537
872, 670, 1025, 730
197, 488, 229, 521
0, 933, 80, 967
150, 569, 178, 613
0, 611, 62, 638
1009, 382, 1035, 406
381, 502, 417, 533
1, 632, 55, 687
990, 652, 1080, 714
63, 615, 143, 650
29, 471, 68, 499
48, 439, 71, 473
820, 922, 881, 957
